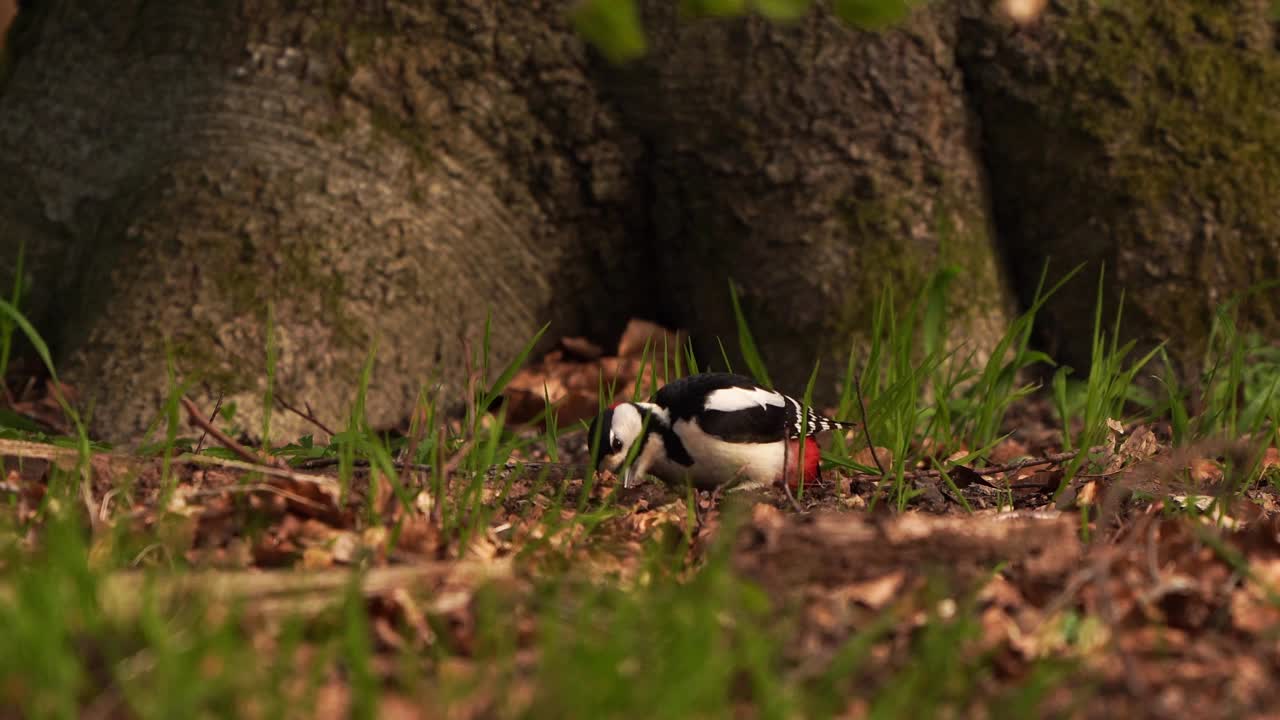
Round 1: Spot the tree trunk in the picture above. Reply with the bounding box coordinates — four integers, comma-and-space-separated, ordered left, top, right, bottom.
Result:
5, 0, 1277, 443
0, 0, 651, 441
957, 0, 1280, 375
602, 2, 1015, 396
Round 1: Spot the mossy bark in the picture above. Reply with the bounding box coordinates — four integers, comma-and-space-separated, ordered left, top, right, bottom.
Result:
602, 3, 1015, 397
6, 0, 1274, 442
958, 0, 1280, 375
0, 0, 651, 441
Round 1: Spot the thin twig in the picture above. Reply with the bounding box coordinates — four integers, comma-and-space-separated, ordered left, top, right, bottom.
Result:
431, 429, 480, 526
0, 376, 15, 407
0, 437, 339, 495
779, 432, 804, 513
850, 447, 1092, 483
394, 409, 428, 516
183, 483, 332, 512
19, 375, 36, 403
193, 393, 223, 455
175, 453, 340, 493
300, 456, 428, 471
853, 367, 887, 475
180, 396, 283, 468
441, 433, 480, 479
276, 396, 336, 437
781, 476, 804, 514
431, 425, 447, 525
296, 455, 588, 478
0, 562, 513, 623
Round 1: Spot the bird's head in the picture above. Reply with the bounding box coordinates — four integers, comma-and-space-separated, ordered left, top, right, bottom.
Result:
588, 401, 659, 487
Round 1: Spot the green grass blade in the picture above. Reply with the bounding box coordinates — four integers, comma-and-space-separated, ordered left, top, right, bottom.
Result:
262, 302, 277, 452
728, 280, 771, 387
715, 337, 735, 374
480, 322, 549, 411
922, 265, 958, 361
0, 240, 24, 381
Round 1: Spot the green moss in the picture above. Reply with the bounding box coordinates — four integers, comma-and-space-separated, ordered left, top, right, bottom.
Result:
179, 234, 367, 395
829, 185, 999, 352
1066, 4, 1280, 213
1112, 17, 1268, 176
832, 193, 927, 337
1046, 1, 1280, 353
369, 104, 433, 170
316, 117, 355, 142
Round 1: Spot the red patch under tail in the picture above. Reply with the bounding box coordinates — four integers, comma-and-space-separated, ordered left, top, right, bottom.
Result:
780, 437, 821, 490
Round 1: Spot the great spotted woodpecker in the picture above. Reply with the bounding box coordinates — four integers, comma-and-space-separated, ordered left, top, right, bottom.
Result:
588, 372, 855, 491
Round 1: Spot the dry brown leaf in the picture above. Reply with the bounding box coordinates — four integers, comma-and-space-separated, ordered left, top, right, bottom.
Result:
500, 388, 543, 425
465, 534, 499, 561
552, 391, 602, 426
1189, 458, 1223, 483
990, 438, 1030, 465
1264, 447, 1280, 468
835, 570, 907, 610
630, 500, 687, 535
1118, 425, 1160, 463
330, 532, 360, 564
0, 1, 16, 53
617, 318, 686, 359
853, 446, 894, 471
1106, 417, 1126, 436
1076, 480, 1098, 506
1231, 558, 1280, 634
500, 320, 680, 426
560, 336, 603, 361
751, 502, 786, 533
313, 683, 350, 720
300, 547, 334, 570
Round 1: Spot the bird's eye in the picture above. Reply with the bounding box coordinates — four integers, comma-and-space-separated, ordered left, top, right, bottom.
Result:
611, 437, 624, 453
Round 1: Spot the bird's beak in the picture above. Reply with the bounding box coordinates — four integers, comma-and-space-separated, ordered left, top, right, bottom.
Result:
622, 467, 636, 489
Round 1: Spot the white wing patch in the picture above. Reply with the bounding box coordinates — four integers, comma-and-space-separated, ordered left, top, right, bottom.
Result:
703, 386, 786, 413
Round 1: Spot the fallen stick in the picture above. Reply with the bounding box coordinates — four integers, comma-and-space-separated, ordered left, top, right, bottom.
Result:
296, 455, 590, 478
0, 560, 513, 622
180, 396, 283, 468
175, 452, 340, 489
275, 396, 337, 437
0, 437, 341, 497
848, 447, 1100, 484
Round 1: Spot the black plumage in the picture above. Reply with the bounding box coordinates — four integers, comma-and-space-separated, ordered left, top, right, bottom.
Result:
656, 372, 852, 444
654, 373, 763, 421
696, 404, 789, 444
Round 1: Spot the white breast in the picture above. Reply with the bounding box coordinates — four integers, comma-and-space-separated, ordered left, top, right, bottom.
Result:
654, 417, 786, 490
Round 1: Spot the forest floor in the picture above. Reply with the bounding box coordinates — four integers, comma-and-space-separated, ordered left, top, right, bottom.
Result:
3, 321, 1280, 718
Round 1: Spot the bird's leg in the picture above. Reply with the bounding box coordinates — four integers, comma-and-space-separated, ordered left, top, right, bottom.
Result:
779, 438, 804, 513
781, 434, 790, 490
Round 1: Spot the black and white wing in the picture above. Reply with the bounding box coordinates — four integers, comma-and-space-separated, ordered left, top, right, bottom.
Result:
781, 396, 847, 437
655, 372, 851, 443
654, 373, 765, 419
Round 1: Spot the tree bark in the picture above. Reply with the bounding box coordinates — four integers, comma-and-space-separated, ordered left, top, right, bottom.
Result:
957, 0, 1280, 375
0, 0, 651, 441
602, 2, 1015, 395
4, 0, 1277, 443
